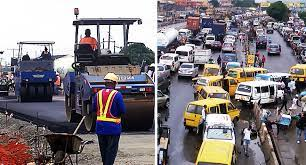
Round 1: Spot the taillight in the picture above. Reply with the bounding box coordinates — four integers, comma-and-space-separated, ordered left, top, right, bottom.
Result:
145, 87, 153, 92
92, 88, 99, 93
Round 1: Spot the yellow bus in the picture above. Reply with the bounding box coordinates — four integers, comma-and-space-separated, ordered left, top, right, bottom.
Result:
290, 64, 306, 83
227, 67, 268, 82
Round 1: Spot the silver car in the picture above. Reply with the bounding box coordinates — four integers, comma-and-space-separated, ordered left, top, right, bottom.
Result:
157, 64, 171, 79
178, 63, 199, 78
157, 90, 170, 109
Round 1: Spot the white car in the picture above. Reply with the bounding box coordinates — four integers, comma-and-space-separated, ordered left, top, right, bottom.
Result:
222, 42, 235, 53
178, 63, 199, 78
205, 34, 216, 46
175, 45, 194, 63
157, 63, 171, 79
224, 35, 236, 43
203, 114, 235, 144
159, 53, 180, 72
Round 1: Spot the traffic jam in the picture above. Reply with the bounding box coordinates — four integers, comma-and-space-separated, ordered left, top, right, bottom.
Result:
157, 7, 306, 165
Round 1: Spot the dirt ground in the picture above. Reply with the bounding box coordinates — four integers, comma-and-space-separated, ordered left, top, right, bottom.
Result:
0, 113, 155, 165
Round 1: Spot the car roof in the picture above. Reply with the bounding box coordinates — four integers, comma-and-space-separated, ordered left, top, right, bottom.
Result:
161, 53, 178, 57
229, 67, 267, 72
291, 64, 306, 69
179, 28, 190, 32
238, 80, 279, 86
189, 98, 231, 107
176, 45, 193, 51
204, 64, 220, 69
266, 72, 290, 77
206, 114, 232, 127
197, 141, 234, 164
202, 86, 228, 94
223, 53, 237, 56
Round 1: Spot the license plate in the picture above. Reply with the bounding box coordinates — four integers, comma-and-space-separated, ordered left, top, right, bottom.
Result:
139, 88, 145, 91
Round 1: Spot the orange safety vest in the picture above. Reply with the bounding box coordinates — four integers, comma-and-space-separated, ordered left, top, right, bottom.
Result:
79, 37, 97, 50
96, 89, 121, 123
55, 76, 61, 86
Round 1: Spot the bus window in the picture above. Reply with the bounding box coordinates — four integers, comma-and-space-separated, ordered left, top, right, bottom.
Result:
210, 106, 218, 113
220, 103, 227, 114
240, 72, 246, 78
246, 72, 253, 77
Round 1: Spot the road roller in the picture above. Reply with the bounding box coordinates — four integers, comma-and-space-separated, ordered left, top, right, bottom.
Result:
63, 12, 154, 131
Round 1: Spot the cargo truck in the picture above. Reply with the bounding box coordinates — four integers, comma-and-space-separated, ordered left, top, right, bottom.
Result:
212, 22, 226, 41
187, 16, 201, 36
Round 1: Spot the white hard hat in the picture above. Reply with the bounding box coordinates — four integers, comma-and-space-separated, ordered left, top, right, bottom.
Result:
104, 73, 119, 82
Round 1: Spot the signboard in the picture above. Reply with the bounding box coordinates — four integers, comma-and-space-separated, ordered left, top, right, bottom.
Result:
247, 54, 255, 65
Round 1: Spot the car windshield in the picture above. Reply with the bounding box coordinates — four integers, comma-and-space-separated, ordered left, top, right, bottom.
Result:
181, 64, 193, 69
223, 54, 237, 62
255, 75, 270, 81
291, 68, 304, 75
209, 93, 227, 99
160, 56, 173, 60
197, 78, 208, 85
186, 104, 202, 114
227, 64, 239, 69
258, 36, 267, 41
157, 66, 164, 71
206, 127, 233, 140
179, 32, 186, 36
293, 37, 300, 41
269, 45, 279, 48
237, 84, 251, 93
176, 51, 188, 56
206, 68, 219, 75
206, 37, 215, 40
228, 70, 237, 78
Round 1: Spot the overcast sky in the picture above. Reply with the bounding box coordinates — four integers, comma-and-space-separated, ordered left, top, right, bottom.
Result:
0, 0, 157, 64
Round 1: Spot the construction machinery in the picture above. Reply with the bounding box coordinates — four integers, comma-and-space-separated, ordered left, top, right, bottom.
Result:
64, 10, 155, 131
14, 41, 56, 102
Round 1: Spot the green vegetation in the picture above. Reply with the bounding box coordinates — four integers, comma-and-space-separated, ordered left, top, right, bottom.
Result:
121, 43, 155, 65
299, 11, 306, 21
267, 1, 289, 22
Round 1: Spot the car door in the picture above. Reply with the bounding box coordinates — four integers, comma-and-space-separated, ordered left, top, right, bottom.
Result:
260, 85, 270, 103
157, 91, 165, 107
227, 102, 239, 121
165, 65, 171, 78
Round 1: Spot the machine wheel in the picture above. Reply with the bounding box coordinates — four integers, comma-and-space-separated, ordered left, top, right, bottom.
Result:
29, 85, 36, 98
46, 85, 53, 102
37, 86, 44, 99
83, 102, 96, 132
65, 94, 80, 123
54, 150, 65, 164
19, 86, 27, 102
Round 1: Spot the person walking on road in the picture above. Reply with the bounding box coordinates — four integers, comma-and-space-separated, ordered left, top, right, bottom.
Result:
279, 92, 289, 112
217, 55, 221, 66
261, 55, 266, 67
242, 125, 252, 157
296, 112, 306, 143
275, 109, 283, 135
92, 72, 126, 165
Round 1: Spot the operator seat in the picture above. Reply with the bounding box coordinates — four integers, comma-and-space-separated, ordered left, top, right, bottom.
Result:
75, 44, 96, 63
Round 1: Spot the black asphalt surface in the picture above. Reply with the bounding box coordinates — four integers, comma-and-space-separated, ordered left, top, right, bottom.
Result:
159, 29, 298, 165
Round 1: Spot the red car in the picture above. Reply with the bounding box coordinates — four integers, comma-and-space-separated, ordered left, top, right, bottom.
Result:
211, 41, 222, 51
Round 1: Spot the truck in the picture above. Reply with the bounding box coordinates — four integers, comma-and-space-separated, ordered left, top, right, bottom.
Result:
201, 17, 213, 29
157, 28, 179, 53
63, 15, 154, 131
187, 16, 201, 36
194, 49, 212, 65
15, 41, 56, 102
212, 22, 226, 41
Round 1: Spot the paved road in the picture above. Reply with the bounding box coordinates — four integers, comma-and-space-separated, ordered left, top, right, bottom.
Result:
159, 29, 298, 164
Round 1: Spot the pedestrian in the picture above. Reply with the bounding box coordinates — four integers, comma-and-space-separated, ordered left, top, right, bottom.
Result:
261, 55, 266, 67
54, 73, 61, 95
242, 125, 252, 157
198, 105, 207, 135
279, 92, 289, 112
288, 80, 296, 96
91, 72, 126, 165
296, 112, 306, 143
289, 94, 301, 112
217, 55, 221, 66
275, 109, 283, 135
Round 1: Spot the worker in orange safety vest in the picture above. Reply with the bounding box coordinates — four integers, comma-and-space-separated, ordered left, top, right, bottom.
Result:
54, 73, 61, 95
79, 29, 97, 50
91, 72, 126, 165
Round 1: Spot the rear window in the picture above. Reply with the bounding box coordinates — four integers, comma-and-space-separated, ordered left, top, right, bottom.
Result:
206, 37, 215, 40
206, 128, 233, 140
176, 51, 188, 56
237, 84, 251, 93
224, 43, 232, 47
206, 68, 219, 75
160, 56, 173, 60
197, 79, 208, 85
223, 54, 237, 62
228, 70, 237, 78
291, 68, 304, 75
209, 93, 227, 99
293, 37, 300, 41
181, 64, 193, 69
269, 45, 279, 48
157, 66, 164, 71
187, 104, 202, 114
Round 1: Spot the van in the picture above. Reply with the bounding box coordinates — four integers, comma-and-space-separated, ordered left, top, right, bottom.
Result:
159, 53, 180, 72
205, 34, 216, 47
235, 80, 284, 105
196, 141, 237, 165
194, 49, 212, 65
202, 64, 220, 76
197, 86, 230, 100
255, 73, 290, 82
289, 64, 306, 83
203, 114, 235, 144
184, 98, 240, 132
227, 67, 268, 83
175, 45, 194, 63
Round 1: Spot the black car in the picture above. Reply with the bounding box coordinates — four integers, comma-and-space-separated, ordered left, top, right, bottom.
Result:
0, 78, 9, 96
211, 41, 222, 51
266, 28, 273, 34
158, 76, 170, 93
256, 35, 267, 49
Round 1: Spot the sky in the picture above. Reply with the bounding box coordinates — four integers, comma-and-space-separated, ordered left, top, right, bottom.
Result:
0, 0, 157, 64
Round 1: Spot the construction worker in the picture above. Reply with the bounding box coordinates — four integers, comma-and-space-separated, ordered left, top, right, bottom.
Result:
54, 73, 61, 95
22, 52, 30, 61
80, 29, 97, 50
91, 72, 126, 165
40, 47, 51, 60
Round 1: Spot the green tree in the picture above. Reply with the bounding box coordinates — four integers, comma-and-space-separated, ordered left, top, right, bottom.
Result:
209, 0, 220, 8
120, 42, 155, 65
299, 11, 306, 21
267, 1, 289, 22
